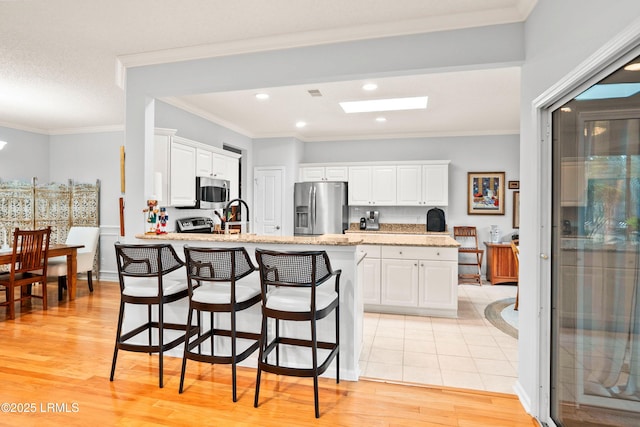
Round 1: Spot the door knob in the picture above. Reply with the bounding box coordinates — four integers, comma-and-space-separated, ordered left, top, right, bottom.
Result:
540, 253, 549, 259
275, 226, 280, 230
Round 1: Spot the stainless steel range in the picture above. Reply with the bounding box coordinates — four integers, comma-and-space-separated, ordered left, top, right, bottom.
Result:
176, 217, 214, 233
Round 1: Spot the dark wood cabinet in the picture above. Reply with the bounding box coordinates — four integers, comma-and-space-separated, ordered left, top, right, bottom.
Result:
484, 242, 518, 285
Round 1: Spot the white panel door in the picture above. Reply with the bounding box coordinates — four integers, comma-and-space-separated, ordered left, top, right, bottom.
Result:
170, 142, 196, 206
418, 260, 457, 310
196, 148, 213, 176
254, 167, 284, 236
381, 259, 418, 306
362, 258, 381, 305
422, 164, 449, 206
300, 167, 325, 182
371, 166, 397, 205
348, 166, 372, 205
396, 165, 421, 205
324, 166, 348, 181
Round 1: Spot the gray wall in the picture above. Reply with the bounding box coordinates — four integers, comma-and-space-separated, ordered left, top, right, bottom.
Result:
0, 126, 49, 181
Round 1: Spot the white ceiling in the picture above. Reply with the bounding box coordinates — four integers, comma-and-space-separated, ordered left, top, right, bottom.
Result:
0, 0, 536, 138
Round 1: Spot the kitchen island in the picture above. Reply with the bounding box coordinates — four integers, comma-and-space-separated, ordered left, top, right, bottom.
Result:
133, 232, 459, 381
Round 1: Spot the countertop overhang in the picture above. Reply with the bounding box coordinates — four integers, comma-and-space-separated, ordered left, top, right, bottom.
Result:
136, 232, 460, 248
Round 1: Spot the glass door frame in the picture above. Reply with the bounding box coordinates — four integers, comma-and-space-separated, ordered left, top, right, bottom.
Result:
533, 33, 640, 426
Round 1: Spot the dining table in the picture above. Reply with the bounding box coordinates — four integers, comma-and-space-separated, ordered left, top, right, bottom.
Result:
0, 243, 84, 300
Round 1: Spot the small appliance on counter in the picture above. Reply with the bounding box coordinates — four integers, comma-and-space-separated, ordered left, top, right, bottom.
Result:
176, 216, 214, 233
364, 210, 380, 231
426, 207, 446, 232
359, 217, 367, 230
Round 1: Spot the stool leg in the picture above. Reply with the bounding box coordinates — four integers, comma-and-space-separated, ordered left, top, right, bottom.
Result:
87, 271, 94, 292
336, 304, 340, 384
179, 304, 195, 393
231, 308, 238, 402
110, 301, 125, 381
158, 303, 164, 388
254, 313, 267, 408
311, 316, 320, 418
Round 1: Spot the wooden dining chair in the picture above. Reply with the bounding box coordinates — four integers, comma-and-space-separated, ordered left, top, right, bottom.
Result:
453, 226, 484, 285
511, 239, 520, 310
0, 227, 52, 320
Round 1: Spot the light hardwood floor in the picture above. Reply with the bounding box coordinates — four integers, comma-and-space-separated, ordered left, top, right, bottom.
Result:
0, 280, 536, 426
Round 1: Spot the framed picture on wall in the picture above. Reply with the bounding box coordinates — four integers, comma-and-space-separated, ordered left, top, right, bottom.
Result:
513, 191, 520, 228
467, 172, 505, 215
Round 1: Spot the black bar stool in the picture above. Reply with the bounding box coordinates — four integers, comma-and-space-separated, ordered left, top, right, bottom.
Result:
110, 243, 198, 388
254, 248, 341, 418
179, 245, 261, 401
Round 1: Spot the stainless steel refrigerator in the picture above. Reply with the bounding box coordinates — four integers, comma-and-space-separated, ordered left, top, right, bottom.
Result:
294, 181, 348, 235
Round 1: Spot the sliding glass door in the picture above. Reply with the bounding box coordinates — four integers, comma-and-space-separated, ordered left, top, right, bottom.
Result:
551, 55, 640, 426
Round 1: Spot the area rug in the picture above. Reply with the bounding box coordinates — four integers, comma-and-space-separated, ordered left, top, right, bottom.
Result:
484, 298, 518, 339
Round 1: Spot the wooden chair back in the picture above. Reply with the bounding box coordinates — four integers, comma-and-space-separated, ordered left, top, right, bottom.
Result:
12, 227, 51, 277
510, 239, 520, 270
453, 226, 480, 249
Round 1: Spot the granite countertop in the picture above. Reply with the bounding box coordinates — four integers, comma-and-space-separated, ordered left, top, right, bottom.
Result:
346, 222, 449, 235
136, 231, 460, 248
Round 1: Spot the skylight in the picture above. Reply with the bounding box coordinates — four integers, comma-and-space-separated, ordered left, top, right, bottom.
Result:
575, 83, 640, 101
339, 96, 428, 113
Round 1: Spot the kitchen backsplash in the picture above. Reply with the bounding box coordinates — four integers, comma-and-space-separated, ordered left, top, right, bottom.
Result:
349, 205, 447, 225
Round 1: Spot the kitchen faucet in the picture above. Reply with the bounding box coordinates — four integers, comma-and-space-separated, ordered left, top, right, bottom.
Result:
223, 198, 250, 234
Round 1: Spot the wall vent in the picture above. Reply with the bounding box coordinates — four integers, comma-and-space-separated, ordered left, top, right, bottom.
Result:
308, 89, 322, 97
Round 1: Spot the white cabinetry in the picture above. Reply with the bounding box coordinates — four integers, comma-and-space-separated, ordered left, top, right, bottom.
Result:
300, 165, 348, 182
364, 245, 458, 317
360, 246, 381, 305
170, 138, 197, 207
155, 129, 241, 207
348, 165, 396, 206
396, 162, 449, 206
561, 160, 587, 206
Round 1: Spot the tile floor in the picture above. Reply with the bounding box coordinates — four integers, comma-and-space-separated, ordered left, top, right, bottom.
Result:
359, 283, 519, 394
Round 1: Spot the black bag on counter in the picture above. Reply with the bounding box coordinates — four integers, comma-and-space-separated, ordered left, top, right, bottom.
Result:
426, 208, 446, 232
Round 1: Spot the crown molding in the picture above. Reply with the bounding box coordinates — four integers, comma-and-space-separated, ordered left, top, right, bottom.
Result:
48, 124, 125, 135
0, 121, 49, 135
160, 97, 254, 138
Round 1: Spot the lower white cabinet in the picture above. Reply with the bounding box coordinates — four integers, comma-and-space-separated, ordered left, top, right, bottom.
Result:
361, 245, 458, 317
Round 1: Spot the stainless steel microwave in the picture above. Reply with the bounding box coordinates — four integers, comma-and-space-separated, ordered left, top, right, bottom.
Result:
195, 176, 230, 209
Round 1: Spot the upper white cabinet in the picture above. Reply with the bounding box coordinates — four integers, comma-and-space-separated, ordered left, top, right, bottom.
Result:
155, 129, 241, 207
561, 160, 587, 206
299, 165, 348, 182
301, 161, 449, 206
348, 165, 396, 206
396, 162, 449, 206
170, 138, 197, 207
197, 148, 238, 181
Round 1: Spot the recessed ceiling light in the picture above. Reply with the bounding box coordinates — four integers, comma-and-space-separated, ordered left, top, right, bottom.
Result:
340, 96, 428, 113
624, 62, 640, 71
362, 83, 378, 91
255, 93, 269, 100
295, 121, 307, 128
560, 107, 572, 113
375, 117, 387, 122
